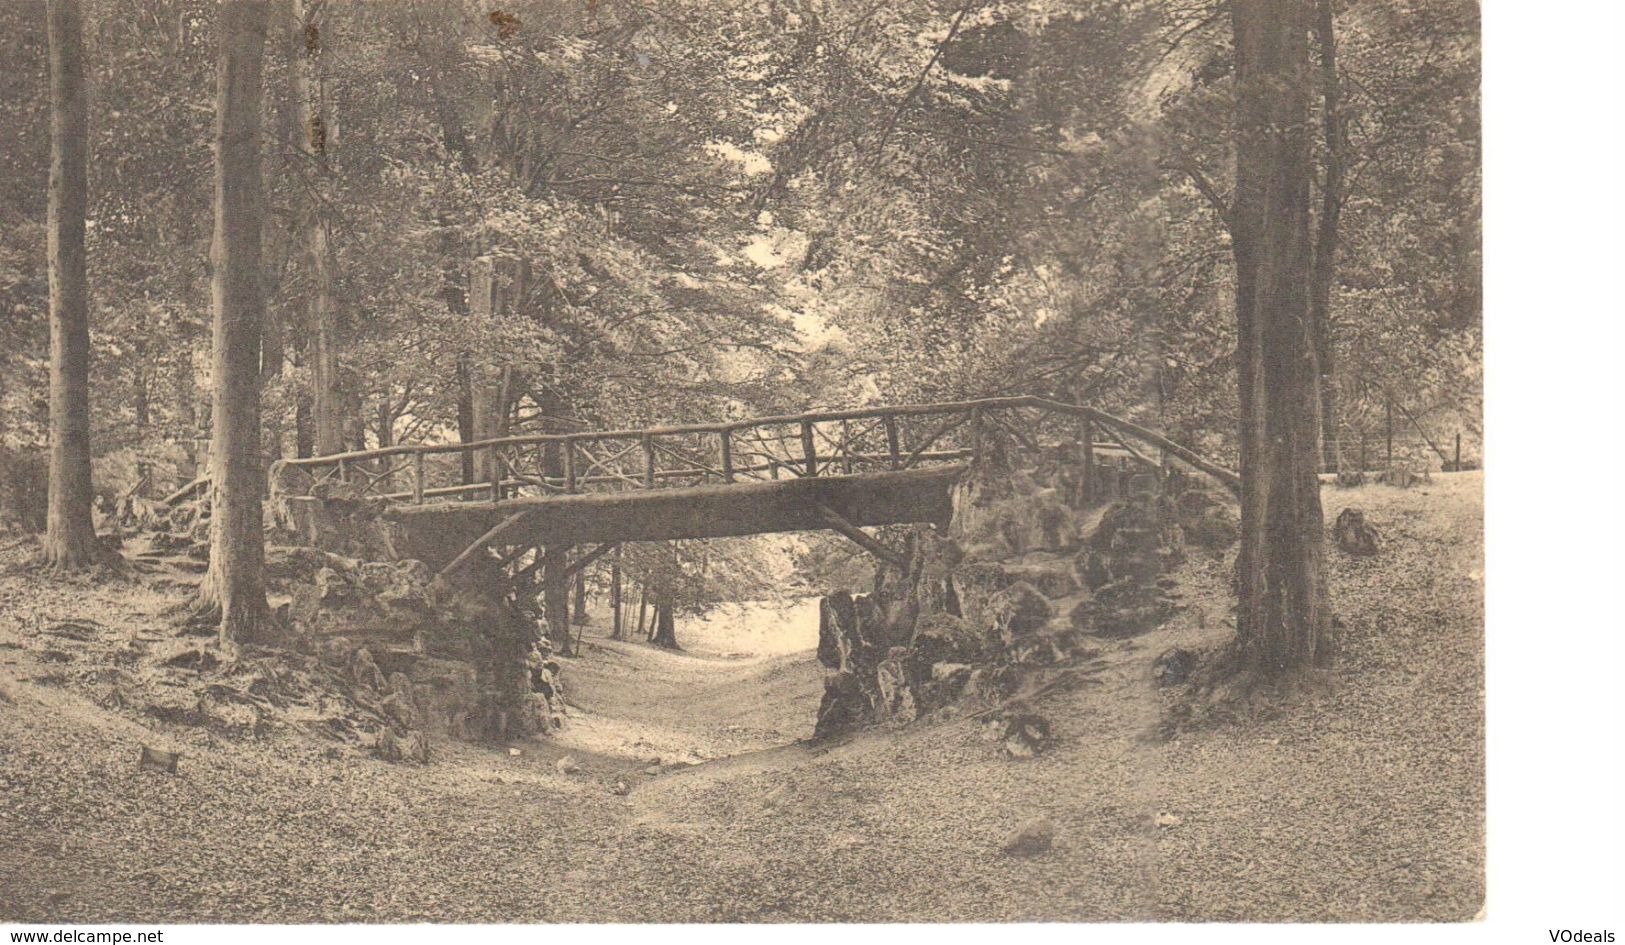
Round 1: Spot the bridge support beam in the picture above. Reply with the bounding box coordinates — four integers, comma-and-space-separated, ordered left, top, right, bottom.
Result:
816, 503, 908, 572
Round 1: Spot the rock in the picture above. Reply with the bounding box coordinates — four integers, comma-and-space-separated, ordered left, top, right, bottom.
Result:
380, 673, 420, 729
555, 755, 581, 775
1072, 549, 1112, 591
1380, 465, 1423, 488
1000, 558, 1079, 599
610, 778, 632, 796
985, 581, 1053, 646
376, 728, 430, 763
907, 614, 983, 676
999, 711, 1052, 759
817, 593, 858, 670
814, 670, 871, 739
315, 566, 353, 604
1155, 811, 1183, 828
951, 561, 1013, 629
351, 647, 386, 692
999, 493, 1080, 554
874, 648, 916, 722
1332, 507, 1380, 556
137, 746, 180, 774
1000, 817, 1056, 856
1153, 647, 1196, 687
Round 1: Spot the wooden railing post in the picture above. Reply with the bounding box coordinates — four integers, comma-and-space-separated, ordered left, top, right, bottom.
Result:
884, 415, 901, 470
563, 440, 577, 493
490, 447, 502, 502
642, 434, 656, 488
336, 458, 347, 483
801, 419, 818, 477
719, 430, 734, 482
413, 451, 425, 504
1453, 432, 1461, 472
840, 419, 854, 474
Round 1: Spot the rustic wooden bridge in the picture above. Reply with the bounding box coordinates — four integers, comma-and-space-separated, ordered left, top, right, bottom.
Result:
271, 395, 1238, 577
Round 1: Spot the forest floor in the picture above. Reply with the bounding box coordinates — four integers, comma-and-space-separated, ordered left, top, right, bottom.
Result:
0, 472, 1482, 923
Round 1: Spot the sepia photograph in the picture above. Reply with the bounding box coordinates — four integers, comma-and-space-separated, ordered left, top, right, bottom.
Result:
0, 0, 1616, 937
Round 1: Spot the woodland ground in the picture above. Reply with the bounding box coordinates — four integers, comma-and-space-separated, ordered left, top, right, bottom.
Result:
0, 473, 1482, 923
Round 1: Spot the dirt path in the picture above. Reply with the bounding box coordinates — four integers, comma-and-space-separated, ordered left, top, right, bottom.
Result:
1, 474, 1483, 922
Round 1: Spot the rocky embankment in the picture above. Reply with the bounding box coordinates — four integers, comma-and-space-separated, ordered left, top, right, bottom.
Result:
814, 435, 1237, 754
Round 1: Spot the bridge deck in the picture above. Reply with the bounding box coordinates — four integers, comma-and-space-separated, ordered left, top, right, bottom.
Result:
386, 465, 964, 567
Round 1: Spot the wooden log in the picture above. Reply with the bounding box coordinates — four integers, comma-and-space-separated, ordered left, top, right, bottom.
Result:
719, 429, 734, 482
840, 419, 854, 474
885, 414, 901, 470
642, 434, 656, 488
563, 440, 577, 493
801, 420, 818, 477
412, 451, 425, 504
436, 511, 532, 581
815, 503, 908, 571
560, 542, 617, 581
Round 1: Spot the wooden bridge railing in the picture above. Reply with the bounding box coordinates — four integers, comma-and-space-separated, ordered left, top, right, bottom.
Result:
270, 395, 1240, 507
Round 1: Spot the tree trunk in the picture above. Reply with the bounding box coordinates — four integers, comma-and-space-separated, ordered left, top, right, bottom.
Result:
573, 568, 588, 625
294, 387, 314, 458
466, 255, 530, 480
42, 0, 98, 570
200, 0, 273, 646
456, 356, 476, 483
1228, 0, 1332, 673
637, 586, 648, 639
292, 0, 340, 456
609, 551, 623, 640
1310, 0, 1345, 475
539, 545, 571, 656
649, 589, 679, 649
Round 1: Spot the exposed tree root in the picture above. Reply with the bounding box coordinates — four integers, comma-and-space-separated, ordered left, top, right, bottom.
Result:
1156, 642, 1337, 739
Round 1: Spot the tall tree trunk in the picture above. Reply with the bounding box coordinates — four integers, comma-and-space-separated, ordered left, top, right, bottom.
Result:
573, 568, 588, 625
455, 356, 476, 483
292, 0, 340, 456
200, 0, 273, 646
1311, 0, 1345, 474
541, 545, 570, 655
294, 386, 314, 458
466, 256, 529, 478
374, 399, 393, 449
609, 550, 623, 640
1229, 0, 1332, 673
650, 589, 678, 650
637, 585, 648, 640
42, 0, 98, 570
